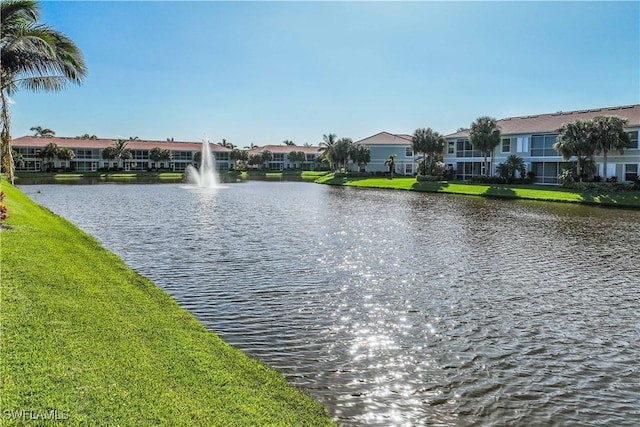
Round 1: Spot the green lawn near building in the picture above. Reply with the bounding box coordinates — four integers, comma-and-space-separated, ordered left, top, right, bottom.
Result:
0, 182, 334, 426
316, 175, 640, 209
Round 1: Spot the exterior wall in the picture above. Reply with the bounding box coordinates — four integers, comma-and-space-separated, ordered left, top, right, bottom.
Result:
12, 143, 234, 173
358, 144, 417, 175
444, 126, 640, 184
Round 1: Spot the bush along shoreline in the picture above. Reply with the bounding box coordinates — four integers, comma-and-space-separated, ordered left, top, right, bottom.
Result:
315, 174, 640, 209
0, 181, 334, 426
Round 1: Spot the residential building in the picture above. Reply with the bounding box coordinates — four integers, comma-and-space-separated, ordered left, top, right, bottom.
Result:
11, 136, 234, 172
246, 145, 322, 170
444, 105, 640, 183
352, 132, 417, 175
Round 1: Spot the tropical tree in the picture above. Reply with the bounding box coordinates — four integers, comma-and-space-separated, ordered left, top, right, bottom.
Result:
412, 127, 445, 176
149, 146, 173, 170
283, 140, 295, 146
247, 153, 262, 168
350, 144, 371, 171
56, 147, 74, 170
11, 148, 24, 169
496, 154, 526, 182
260, 149, 273, 169
288, 151, 306, 169
192, 150, 202, 166
1, 0, 86, 183
230, 148, 248, 169
319, 133, 337, 170
590, 116, 630, 179
30, 125, 55, 137
220, 139, 235, 149
101, 147, 116, 171
36, 141, 58, 171
103, 139, 132, 170
554, 120, 596, 181
469, 116, 501, 176
76, 133, 97, 139
332, 138, 352, 172
384, 153, 397, 178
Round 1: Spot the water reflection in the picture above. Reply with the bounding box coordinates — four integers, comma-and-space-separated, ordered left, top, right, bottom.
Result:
24, 182, 640, 426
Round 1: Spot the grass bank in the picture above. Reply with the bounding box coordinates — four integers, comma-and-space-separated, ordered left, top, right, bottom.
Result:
0, 181, 334, 426
315, 175, 640, 209
16, 171, 184, 183
241, 170, 330, 181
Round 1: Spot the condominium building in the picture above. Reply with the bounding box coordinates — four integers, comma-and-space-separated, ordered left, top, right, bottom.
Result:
10, 137, 233, 172
444, 105, 640, 183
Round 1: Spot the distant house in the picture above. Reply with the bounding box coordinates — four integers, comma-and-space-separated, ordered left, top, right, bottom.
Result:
444, 105, 640, 183
352, 132, 417, 175
11, 136, 233, 172
245, 145, 322, 170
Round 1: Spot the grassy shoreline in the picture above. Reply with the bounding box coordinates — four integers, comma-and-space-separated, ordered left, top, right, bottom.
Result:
0, 181, 334, 425
315, 175, 640, 209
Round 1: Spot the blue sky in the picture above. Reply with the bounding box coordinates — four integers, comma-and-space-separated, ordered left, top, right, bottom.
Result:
10, 0, 640, 146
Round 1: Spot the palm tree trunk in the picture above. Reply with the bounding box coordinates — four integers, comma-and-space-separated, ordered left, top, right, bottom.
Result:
483, 153, 488, 176
602, 150, 608, 180
0, 90, 15, 184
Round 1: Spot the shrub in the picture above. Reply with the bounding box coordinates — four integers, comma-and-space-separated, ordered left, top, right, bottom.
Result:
0, 191, 7, 223
416, 175, 444, 182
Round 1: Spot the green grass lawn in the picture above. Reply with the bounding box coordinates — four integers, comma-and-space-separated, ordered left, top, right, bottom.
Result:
0, 181, 334, 426
315, 175, 640, 209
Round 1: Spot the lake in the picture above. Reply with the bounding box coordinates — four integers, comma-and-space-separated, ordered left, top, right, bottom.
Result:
23, 181, 640, 426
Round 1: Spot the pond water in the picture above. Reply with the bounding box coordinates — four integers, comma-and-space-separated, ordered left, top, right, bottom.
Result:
23, 182, 640, 426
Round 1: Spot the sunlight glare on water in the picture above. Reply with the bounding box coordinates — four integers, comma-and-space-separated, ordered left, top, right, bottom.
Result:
24, 181, 640, 426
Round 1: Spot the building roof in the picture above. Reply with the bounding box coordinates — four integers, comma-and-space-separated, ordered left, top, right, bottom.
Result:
445, 104, 640, 138
11, 136, 232, 152
246, 145, 321, 155
354, 132, 413, 145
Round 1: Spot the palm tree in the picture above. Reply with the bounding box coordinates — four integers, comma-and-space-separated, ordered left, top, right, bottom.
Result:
350, 144, 371, 172
332, 138, 352, 172
1, 0, 86, 183
590, 116, 630, 179
260, 149, 273, 169
230, 148, 248, 169
469, 116, 501, 176
554, 120, 597, 181
149, 147, 173, 170
283, 140, 295, 146
247, 153, 262, 168
106, 139, 133, 170
56, 147, 74, 170
36, 141, 58, 171
30, 125, 55, 137
11, 148, 24, 169
384, 153, 397, 178
496, 154, 526, 182
288, 151, 306, 169
76, 133, 97, 139
412, 127, 445, 176
319, 133, 337, 170
220, 139, 235, 149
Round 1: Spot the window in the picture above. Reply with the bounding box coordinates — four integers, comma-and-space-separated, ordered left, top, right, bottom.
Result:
531, 161, 559, 184
531, 134, 558, 157
448, 141, 455, 155
516, 136, 530, 153
626, 131, 638, 149
272, 153, 284, 161
455, 139, 482, 158
625, 164, 638, 182
405, 147, 413, 157
501, 138, 511, 153
405, 163, 413, 174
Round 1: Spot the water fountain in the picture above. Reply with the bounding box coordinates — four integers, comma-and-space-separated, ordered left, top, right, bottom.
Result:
185, 137, 219, 188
